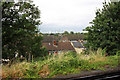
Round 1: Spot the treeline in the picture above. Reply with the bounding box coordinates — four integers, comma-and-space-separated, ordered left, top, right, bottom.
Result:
41, 31, 86, 36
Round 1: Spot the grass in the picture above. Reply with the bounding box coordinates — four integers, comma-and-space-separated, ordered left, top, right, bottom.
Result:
2, 48, 119, 78
2, 61, 31, 78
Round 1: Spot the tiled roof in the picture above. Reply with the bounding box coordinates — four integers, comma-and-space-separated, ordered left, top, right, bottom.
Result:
42, 35, 60, 42
42, 34, 85, 42
59, 36, 69, 42
64, 34, 85, 41
42, 42, 75, 51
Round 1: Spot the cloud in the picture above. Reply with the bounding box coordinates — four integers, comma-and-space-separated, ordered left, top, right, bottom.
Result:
33, 0, 109, 33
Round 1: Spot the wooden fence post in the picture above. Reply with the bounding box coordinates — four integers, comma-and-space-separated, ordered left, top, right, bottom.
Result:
28, 53, 31, 62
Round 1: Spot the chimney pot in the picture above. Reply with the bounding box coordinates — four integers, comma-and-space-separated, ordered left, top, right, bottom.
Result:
81, 40, 83, 43
53, 40, 56, 45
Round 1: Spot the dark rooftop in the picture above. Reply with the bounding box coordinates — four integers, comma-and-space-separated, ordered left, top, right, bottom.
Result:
72, 42, 84, 48
72, 41, 87, 48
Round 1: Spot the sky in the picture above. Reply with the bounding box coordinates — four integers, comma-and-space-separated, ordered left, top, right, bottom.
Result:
33, 0, 110, 33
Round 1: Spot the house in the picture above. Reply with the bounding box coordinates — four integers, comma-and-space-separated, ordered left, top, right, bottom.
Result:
42, 34, 87, 54
42, 40, 75, 55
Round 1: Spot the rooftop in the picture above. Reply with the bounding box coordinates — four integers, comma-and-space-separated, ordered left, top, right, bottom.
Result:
42, 42, 75, 51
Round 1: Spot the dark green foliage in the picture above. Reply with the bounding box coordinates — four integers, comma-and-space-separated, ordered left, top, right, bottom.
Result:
84, 2, 120, 55
23, 64, 41, 78
30, 35, 48, 57
2, 1, 44, 59
63, 31, 69, 35
70, 31, 74, 34
116, 50, 120, 56
49, 33, 54, 35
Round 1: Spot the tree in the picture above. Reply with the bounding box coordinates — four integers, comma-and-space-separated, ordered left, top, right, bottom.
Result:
31, 34, 47, 57
50, 33, 54, 35
70, 31, 74, 34
63, 31, 69, 35
2, 1, 44, 59
75, 32, 81, 35
84, 1, 120, 55
54, 33, 59, 36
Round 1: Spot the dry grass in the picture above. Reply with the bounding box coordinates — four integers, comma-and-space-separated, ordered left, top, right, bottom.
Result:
2, 61, 30, 78
75, 48, 108, 64
38, 64, 50, 77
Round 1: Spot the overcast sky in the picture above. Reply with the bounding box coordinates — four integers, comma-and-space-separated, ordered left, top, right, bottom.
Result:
33, 0, 110, 33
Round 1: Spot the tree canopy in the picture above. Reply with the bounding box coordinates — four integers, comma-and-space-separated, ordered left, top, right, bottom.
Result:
2, 1, 46, 59
70, 31, 74, 34
63, 31, 69, 35
84, 2, 120, 55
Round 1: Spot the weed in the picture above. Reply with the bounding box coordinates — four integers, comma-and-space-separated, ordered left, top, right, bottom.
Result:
2, 49, 119, 78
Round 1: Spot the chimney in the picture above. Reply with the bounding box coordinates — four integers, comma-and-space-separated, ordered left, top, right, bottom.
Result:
53, 40, 56, 45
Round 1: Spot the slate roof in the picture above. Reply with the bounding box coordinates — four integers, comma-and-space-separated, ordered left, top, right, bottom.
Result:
72, 41, 87, 48
42, 42, 75, 51
83, 41, 87, 44
72, 42, 84, 48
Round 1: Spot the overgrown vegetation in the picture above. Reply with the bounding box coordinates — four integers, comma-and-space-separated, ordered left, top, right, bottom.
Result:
2, 49, 119, 78
2, 0, 120, 79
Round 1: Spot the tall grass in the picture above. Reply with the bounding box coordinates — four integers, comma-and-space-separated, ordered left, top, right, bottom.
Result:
2, 61, 31, 78
2, 48, 119, 78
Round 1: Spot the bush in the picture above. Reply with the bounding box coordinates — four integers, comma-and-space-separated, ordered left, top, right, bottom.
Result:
116, 50, 120, 56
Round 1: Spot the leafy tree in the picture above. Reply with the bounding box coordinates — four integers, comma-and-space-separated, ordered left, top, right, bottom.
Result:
50, 33, 54, 35
70, 31, 74, 34
2, 1, 44, 59
63, 31, 69, 35
54, 33, 59, 36
75, 32, 81, 35
84, 2, 120, 55
31, 34, 47, 57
